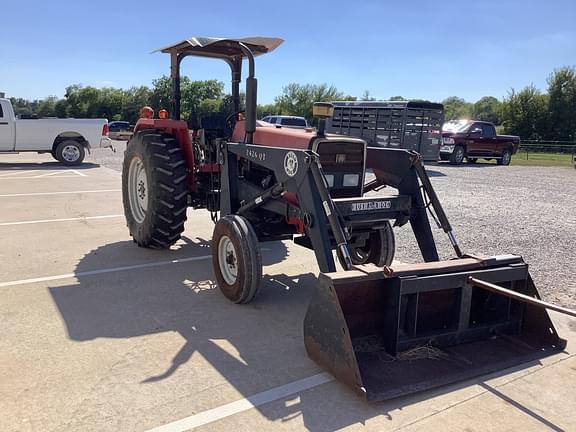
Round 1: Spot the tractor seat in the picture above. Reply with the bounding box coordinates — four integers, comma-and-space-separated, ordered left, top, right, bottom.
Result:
187, 112, 201, 130
201, 114, 230, 138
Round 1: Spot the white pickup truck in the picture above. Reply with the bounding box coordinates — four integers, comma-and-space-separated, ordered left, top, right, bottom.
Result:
0, 98, 112, 165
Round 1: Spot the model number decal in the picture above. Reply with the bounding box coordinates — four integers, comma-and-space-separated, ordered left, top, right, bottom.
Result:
351, 201, 391, 211
246, 149, 266, 161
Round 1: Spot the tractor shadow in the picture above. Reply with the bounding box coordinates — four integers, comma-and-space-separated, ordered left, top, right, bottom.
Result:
422, 168, 446, 177
48, 240, 563, 431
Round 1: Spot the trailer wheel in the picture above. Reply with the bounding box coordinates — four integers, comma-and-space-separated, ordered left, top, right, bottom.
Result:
212, 215, 262, 304
55, 140, 85, 166
350, 222, 395, 267
122, 131, 188, 249
498, 149, 512, 166
449, 146, 465, 165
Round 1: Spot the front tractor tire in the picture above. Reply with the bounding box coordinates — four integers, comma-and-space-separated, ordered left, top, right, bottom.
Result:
212, 215, 263, 304
349, 222, 396, 267
122, 131, 188, 249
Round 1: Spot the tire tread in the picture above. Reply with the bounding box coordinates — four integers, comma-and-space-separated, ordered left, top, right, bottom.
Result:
122, 131, 188, 249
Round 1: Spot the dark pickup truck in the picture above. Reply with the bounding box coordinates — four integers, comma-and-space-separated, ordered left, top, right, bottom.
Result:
440, 120, 520, 165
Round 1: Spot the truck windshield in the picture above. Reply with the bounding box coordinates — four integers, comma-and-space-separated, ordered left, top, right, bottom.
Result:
442, 120, 471, 133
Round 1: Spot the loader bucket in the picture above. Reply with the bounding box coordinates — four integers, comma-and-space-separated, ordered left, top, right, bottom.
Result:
304, 255, 566, 402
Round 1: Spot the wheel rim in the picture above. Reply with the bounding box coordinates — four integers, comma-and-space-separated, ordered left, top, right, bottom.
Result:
455, 148, 464, 163
352, 237, 371, 263
503, 152, 511, 164
62, 144, 80, 162
353, 248, 369, 262
128, 157, 148, 224
218, 235, 238, 285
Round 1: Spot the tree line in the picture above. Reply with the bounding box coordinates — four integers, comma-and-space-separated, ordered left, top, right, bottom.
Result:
8, 67, 575, 141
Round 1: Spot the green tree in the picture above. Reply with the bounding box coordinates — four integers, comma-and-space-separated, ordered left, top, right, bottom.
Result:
257, 103, 278, 118
197, 98, 222, 118
54, 99, 68, 118
96, 88, 124, 120
361, 90, 376, 101
547, 66, 576, 141
150, 75, 173, 111
64, 85, 86, 117
121, 86, 153, 123
181, 79, 224, 120
472, 96, 502, 124
150, 76, 224, 120
9, 97, 37, 117
442, 96, 473, 120
275, 83, 353, 121
389, 96, 406, 101
35, 96, 58, 117
501, 85, 549, 140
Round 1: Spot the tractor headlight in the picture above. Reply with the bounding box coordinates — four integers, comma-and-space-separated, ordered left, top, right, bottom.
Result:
343, 174, 359, 187
443, 137, 455, 144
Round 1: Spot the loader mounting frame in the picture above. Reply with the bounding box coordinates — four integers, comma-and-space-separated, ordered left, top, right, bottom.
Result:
218, 143, 441, 272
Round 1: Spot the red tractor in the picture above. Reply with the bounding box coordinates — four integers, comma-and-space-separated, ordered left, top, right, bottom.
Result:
123, 37, 402, 302
122, 37, 568, 401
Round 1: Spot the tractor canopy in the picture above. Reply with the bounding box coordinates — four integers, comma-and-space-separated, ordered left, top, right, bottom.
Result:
156, 36, 284, 142
154, 36, 284, 59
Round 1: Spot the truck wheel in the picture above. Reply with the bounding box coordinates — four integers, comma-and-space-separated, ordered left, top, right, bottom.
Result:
449, 146, 465, 165
349, 222, 395, 267
55, 140, 85, 166
212, 215, 262, 304
498, 149, 512, 166
122, 131, 188, 249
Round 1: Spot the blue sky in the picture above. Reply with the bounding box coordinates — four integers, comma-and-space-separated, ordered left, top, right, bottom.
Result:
1, 0, 574, 104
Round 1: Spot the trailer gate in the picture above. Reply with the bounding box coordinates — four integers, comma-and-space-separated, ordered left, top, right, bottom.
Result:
327, 101, 444, 162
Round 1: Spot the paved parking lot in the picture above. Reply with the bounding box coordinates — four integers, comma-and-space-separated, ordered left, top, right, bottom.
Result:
1, 152, 575, 431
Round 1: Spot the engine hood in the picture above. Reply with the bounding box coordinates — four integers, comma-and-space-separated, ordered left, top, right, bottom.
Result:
232, 120, 316, 149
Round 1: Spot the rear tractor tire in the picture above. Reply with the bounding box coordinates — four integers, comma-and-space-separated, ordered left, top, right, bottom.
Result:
349, 222, 396, 267
122, 131, 188, 249
212, 215, 263, 304
449, 146, 465, 165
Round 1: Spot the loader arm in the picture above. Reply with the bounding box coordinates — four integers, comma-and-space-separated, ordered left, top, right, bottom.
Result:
219, 143, 435, 273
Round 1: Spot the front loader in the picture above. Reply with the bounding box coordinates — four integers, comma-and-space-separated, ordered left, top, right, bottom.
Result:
121, 36, 571, 402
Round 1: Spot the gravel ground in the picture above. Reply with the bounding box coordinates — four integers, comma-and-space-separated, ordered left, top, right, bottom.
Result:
88, 145, 576, 309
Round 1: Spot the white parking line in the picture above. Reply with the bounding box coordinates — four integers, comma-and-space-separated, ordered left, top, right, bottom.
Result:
0, 214, 124, 226
0, 255, 212, 288
0, 175, 79, 180
145, 373, 334, 432
71, 169, 87, 177
0, 170, 40, 177
34, 171, 74, 178
0, 189, 121, 198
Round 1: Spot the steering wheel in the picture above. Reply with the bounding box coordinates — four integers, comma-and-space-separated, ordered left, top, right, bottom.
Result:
225, 110, 245, 131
